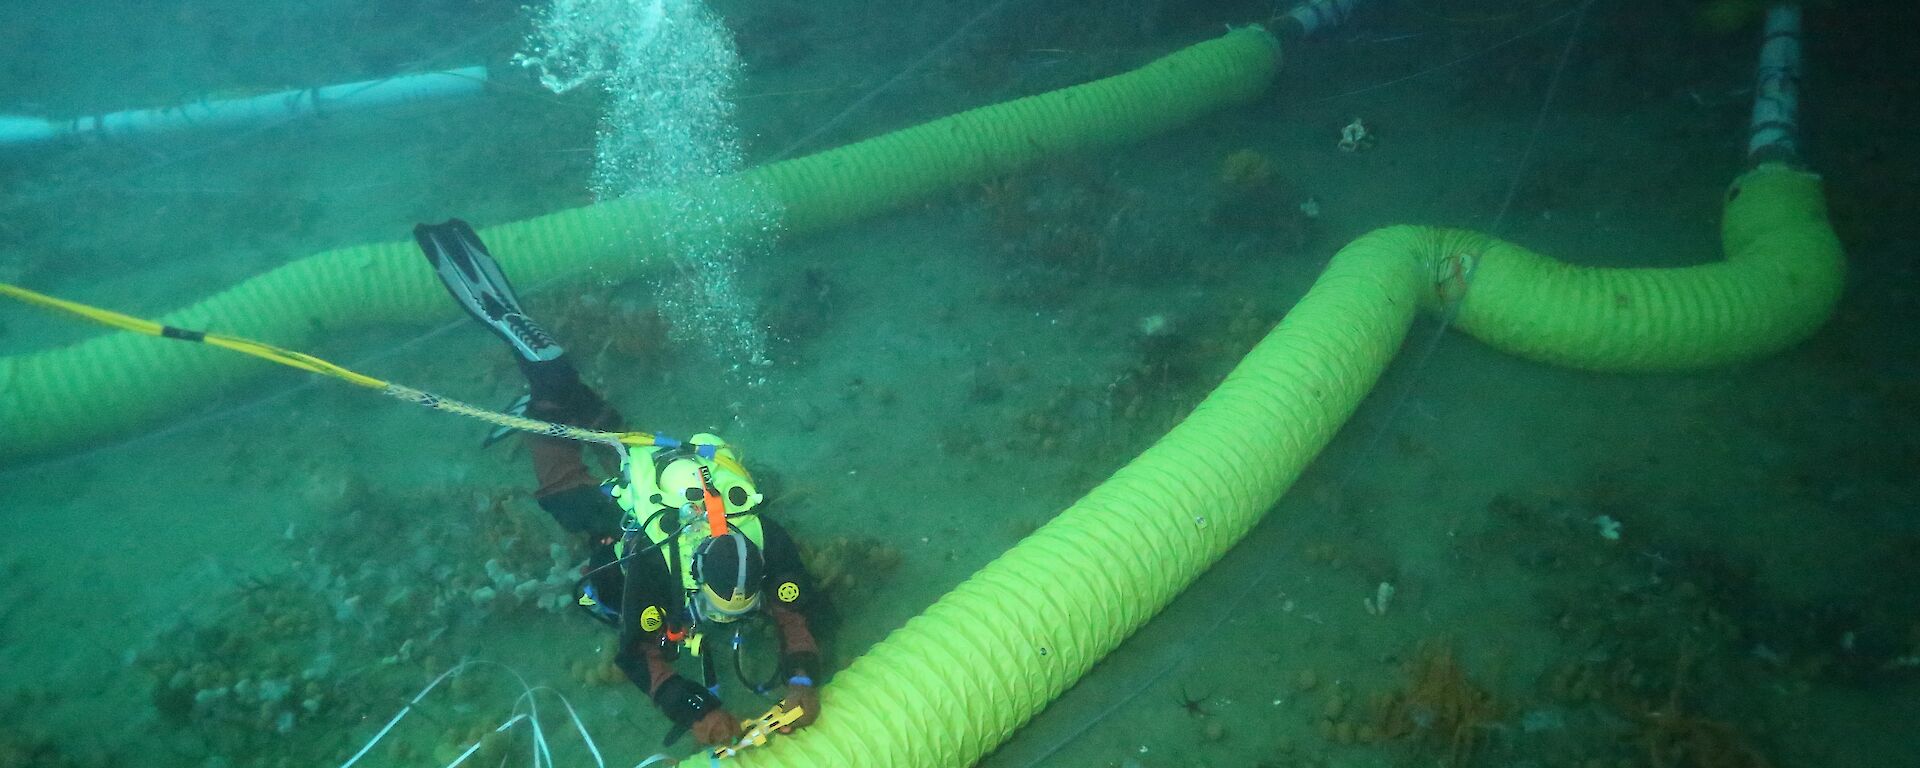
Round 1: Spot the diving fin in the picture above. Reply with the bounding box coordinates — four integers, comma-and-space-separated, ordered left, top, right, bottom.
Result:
481, 391, 532, 448
413, 219, 564, 363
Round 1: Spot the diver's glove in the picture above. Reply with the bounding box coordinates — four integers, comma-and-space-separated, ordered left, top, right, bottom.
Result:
692, 709, 743, 747
781, 679, 820, 731
655, 675, 726, 744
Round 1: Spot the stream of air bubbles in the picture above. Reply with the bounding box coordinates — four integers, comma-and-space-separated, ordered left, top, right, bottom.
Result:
517, 0, 777, 371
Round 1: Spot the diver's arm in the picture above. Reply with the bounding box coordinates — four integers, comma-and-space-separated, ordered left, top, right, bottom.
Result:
759, 519, 824, 729
611, 555, 724, 728
759, 519, 822, 677
615, 640, 722, 728
770, 606, 820, 678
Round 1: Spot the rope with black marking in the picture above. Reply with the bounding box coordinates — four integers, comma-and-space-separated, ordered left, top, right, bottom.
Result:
0, 282, 667, 451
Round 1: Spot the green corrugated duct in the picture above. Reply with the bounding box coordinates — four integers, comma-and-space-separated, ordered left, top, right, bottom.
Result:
1449, 166, 1845, 370
731, 163, 1842, 767
0, 27, 1283, 465
2, 19, 1848, 768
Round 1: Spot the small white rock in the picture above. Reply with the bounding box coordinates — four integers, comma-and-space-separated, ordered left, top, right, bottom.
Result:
1364, 581, 1396, 616
1137, 314, 1171, 337
1592, 515, 1623, 541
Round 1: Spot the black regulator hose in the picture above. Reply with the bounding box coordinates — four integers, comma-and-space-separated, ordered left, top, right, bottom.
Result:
731, 620, 787, 696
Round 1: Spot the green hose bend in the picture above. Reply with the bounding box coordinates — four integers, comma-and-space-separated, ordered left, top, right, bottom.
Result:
740, 168, 1843, 765
738, 225, 1438, 767
1445, 164, 1844, 370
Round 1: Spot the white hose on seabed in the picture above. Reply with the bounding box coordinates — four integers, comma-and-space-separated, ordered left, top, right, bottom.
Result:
338, 660, 609, 768
1746, 4, 1802, 165
0, 66, 487, 150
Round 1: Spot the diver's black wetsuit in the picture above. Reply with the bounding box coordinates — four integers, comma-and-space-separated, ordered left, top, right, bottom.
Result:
518, 357, 821, 729
581, 516, 819, 722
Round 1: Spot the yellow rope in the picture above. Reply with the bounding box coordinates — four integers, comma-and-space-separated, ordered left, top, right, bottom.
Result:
1, 282, 156, 334
0, 282, 657, 449
381, 384, 632, 448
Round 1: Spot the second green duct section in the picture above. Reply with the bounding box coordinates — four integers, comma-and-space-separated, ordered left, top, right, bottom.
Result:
733, 163, 1841, 767
0, 28, 1283, 464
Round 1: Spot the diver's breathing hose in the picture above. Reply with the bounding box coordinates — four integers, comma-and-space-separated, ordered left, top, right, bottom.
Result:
1747, 5, 1802, 166
573, 510, 678, 631
618, 530, 648, 655
732, 622, 785, 695
0, 282, 385, 388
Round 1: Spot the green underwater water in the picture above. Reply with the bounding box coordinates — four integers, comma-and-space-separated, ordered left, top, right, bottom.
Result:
2, 1, 1918, 767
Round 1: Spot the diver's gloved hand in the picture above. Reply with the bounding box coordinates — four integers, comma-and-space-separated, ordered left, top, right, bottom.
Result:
654, 675, 725, 746
691, 709, 742, 746
781, 681, 820, 731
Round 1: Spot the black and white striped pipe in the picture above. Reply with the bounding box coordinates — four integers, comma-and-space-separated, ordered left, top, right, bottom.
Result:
1746, 5, 1802, 165
0, 66, 488, 150
1280, 0, 1365, 39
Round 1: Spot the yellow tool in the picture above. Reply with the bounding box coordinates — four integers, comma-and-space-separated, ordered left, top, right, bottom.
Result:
709, 702, 806, 760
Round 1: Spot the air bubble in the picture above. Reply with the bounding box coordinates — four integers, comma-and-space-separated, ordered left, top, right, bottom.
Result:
520, 0, 778, 368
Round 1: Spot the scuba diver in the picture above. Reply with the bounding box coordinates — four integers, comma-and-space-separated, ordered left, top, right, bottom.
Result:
413, 219, 823, 748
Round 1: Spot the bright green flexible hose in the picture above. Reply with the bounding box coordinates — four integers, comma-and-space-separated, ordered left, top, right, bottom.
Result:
0, 27, 1283, 465
0, 21, 1845, 768
1450, 166, 1845, 369
736, 164, 1842, 767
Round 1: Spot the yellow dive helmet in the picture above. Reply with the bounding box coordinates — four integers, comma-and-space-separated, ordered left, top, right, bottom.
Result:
691, 530, 763, 623
655, 433, 764, 516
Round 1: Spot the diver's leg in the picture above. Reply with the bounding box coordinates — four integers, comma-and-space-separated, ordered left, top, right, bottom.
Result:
413, 219, 625, 537
523, 356, 628, 538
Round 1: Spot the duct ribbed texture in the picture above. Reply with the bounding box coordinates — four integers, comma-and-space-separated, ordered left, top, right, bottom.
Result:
1447, 164, 1844, 370
0, 25, 1846, 768
0, 28, 1283, 464
731, 165, 1843, 765
733, 227, 1433, 767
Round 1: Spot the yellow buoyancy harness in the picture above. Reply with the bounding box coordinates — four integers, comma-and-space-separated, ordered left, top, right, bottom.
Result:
608, 434, 766, 637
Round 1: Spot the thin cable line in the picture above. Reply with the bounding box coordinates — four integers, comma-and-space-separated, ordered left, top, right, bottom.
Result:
1301, 0, 1589, 106
767, 0, 1019, 162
